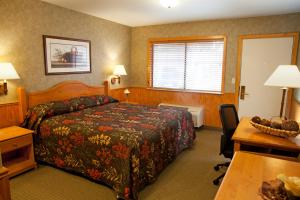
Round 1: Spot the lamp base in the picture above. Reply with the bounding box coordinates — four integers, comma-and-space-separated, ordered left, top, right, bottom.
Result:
0, 82, 7, 95
279, 88, 287, 119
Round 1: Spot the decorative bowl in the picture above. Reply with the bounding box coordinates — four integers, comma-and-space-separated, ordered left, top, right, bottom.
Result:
250, 121, 299, 138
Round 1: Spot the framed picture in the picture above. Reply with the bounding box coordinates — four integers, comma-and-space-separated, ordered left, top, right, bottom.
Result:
43, 35, 91, 75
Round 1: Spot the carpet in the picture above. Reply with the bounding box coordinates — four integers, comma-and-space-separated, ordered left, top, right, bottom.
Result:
10, 129, 227, 200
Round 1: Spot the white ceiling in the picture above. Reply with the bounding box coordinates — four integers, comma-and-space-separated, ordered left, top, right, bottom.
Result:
42, 0, 300, 27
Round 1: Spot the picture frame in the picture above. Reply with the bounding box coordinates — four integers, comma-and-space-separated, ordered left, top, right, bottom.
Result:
43, 35, 91, 75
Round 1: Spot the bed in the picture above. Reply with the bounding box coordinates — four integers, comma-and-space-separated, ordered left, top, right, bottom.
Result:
20, 81, 195, 199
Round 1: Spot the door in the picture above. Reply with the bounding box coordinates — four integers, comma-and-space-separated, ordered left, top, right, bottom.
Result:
237, 34, 297, 119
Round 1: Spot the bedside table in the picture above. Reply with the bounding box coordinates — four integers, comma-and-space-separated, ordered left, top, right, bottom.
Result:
0, 167, 11, 200
0, 126, 36, 178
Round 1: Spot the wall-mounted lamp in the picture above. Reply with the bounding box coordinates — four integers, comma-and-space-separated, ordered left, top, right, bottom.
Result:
111, 65, 127, 84
0, 63, 20, 95
124, 88, 130, 96
124, 88, 130, 102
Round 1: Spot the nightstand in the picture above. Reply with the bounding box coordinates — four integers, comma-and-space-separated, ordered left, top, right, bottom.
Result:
0, 167, 11, 200
0, 126, 36, 178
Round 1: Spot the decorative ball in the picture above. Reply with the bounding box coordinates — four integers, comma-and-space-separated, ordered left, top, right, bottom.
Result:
270, 121, 282, 129
282, 120, 299, 131
251, 116, 261, 124
261, 119, 271, 127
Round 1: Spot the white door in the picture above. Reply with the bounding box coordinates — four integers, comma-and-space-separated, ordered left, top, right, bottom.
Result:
238, 37, 294, 119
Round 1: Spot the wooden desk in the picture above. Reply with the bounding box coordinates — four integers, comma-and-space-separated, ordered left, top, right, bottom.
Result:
232, 118, 300, 154
214, 152, 300, 200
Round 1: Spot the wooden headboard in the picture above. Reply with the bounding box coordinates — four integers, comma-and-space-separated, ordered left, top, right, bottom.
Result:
18, 81, 108, 122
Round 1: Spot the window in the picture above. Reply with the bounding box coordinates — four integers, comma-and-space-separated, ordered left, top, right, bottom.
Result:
148, 36, 226, 93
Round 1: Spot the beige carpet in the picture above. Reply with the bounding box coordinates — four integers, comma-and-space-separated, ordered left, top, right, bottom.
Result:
10, 129, 228, 200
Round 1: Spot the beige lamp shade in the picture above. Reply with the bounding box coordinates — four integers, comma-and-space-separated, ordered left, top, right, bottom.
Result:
124, 89, 130, 94
113, 65, 127, 76
0, 63, 20, 80
264, 65, 300, 118
264, 65, 300, 88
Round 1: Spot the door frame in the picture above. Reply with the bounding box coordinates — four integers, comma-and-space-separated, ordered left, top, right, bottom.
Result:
234, 32, 299, 117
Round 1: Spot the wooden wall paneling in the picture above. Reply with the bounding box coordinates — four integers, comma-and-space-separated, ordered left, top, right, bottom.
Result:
118, 87, 235, 127
109, 88, 126, 102
0, 102, 19, 128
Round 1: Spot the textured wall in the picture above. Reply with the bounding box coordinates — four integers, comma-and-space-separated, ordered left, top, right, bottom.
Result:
131, 13, 300, 92
0, 0, 131, 103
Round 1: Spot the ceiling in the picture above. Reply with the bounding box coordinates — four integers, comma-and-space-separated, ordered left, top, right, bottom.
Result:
42, 0, 300, 27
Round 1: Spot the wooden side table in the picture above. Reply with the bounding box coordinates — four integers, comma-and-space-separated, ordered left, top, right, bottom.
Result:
0, 167, 11, 200
214, 152, 300, 200
0, 126, 36, 178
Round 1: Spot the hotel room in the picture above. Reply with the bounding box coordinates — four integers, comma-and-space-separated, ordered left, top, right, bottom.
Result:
0, 0, 300, 199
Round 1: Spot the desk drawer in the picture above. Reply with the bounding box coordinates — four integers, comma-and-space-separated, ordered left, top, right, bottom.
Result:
0, 134, 32, 153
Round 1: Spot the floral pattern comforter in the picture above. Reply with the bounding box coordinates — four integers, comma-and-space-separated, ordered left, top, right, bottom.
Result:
22, 95, 195, 199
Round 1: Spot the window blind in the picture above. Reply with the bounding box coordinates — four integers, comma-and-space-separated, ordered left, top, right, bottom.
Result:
153, 43, 185, 89
151, 39, 224, 92
185, 41, 224, 92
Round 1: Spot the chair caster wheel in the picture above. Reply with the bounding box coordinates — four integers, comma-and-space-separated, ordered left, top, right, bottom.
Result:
214, 166, 219, 171
213, 179, 219, 185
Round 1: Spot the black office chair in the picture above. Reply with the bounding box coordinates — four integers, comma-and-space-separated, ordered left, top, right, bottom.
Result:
213, 104, 239, 185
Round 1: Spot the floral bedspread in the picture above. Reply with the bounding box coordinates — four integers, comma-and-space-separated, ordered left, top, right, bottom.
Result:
22, 96, 195, 199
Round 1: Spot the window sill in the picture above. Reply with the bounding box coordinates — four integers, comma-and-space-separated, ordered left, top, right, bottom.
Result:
146, 87, 224, 95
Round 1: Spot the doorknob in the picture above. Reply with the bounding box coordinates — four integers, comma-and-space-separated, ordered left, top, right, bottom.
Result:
240, 85, 249, 100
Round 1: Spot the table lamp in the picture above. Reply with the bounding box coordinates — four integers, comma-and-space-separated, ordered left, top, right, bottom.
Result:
0, 62, 20, 95
264, 65, 300, 118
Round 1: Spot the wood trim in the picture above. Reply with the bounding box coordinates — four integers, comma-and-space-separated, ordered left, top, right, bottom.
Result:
234, 32, 299, 113
17, 88, 27, 124
238, 33, 299, 40
27, 81, 108, 108
148, 35, 227, 43
147, 41, 153, 87
147, 35, 227, 93
286, 33, 299, 118
235, 35, 244, 107
222, 36, 227, 93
